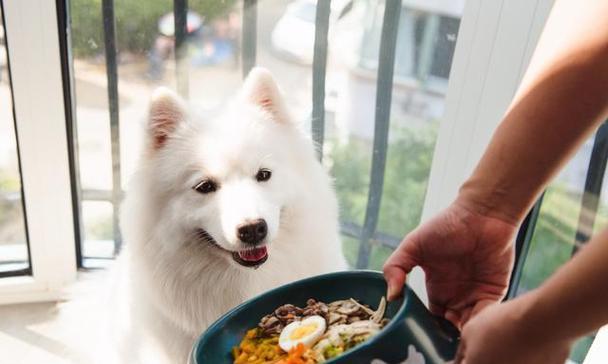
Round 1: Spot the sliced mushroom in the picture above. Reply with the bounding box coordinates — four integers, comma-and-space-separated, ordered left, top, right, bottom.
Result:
331, 300, 363, 315
370, 297, 387, 324
327, 312, 344, 325
349, 298, 376, 316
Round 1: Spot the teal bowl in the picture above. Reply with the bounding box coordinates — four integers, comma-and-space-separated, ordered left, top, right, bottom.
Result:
190, 270, 459, 364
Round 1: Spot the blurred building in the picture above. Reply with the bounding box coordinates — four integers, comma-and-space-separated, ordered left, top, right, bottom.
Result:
331, 0, 463, 141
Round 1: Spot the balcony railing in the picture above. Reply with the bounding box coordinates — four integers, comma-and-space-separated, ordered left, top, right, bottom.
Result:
73, 0, 408, 269
71, 0, 608, 298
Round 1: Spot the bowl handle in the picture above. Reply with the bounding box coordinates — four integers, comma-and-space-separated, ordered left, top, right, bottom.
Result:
385, 284, 461, 363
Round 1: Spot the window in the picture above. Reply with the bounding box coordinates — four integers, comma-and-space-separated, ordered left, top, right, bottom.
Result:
359, 5, 459, 87
514, 126, 608, 363
321, 0, 462, 269
69, 0, 244, 267
67, 0, 465, 271
0, 6, 30, 277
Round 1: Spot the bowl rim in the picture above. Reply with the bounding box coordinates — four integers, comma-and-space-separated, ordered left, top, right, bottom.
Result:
190, 269, 411, 364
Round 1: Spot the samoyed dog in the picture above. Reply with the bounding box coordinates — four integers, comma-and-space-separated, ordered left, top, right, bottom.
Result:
108, 68, 346, 363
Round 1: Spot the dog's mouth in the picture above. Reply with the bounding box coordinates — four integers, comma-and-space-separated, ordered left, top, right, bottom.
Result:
195, 229, 269, 268
231, 247, 269, 267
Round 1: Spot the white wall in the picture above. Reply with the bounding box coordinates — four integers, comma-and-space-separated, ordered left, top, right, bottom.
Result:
409, 0, 556, 302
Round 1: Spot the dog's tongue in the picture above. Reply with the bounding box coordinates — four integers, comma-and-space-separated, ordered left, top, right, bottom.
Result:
238, 246, 268, 262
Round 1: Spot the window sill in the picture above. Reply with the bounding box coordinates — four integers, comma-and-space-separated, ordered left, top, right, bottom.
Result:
0, 276, 63, 305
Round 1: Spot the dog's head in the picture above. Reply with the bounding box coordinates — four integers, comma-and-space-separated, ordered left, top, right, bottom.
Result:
142, 68, 314, 269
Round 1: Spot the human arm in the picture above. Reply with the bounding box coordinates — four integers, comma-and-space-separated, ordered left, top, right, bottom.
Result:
456, 227, 608, 364
383, 0, 608, 327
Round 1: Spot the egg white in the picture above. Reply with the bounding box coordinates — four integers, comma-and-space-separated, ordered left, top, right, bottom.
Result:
279, 315, 327, 352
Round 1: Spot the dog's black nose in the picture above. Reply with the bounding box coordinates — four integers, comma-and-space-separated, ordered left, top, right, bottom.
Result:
237, 219, 267, 245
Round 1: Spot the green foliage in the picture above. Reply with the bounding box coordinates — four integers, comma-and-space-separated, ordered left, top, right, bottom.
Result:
86, 213, 114, 241
328, 122, 437, 268
0, 169, 26, 242
505, 183, 604, 363
0, 169, 20, 224
70, 0, 237, 57
378, 125, 437, 237
519, 183, 608, 291
571, 335, 595, 363
341, 236, 359, 269
329, 139, 371, 226
329, 122, 438, 237
0, 170, 20, 192
369, 244, 393, 271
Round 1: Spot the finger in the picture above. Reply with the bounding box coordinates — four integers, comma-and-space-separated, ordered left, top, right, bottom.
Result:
445, 309, 463, 329
454, 340, 466, 364
382, 264, 407, 301
458, 306, 474, 327
429, 302, 446, 317
383, 235, 420, 301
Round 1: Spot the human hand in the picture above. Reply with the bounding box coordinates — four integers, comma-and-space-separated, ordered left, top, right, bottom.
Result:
383, 199, 518, 327
454, 299, 572, 364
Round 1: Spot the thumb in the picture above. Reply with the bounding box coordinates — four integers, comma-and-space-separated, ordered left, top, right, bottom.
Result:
464, 299, 497, 324
453, 337, 466, 364
383, 234, 419, 301
383, 264, 407, 301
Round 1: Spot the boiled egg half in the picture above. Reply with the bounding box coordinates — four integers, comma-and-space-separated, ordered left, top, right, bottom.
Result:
278, 315, 326, 352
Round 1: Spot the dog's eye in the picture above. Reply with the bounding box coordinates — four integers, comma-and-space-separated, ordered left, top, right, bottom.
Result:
256, 168, 272, 182
193, 180, 218, 194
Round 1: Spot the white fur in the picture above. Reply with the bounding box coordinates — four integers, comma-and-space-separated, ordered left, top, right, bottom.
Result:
105, 68, 346, 363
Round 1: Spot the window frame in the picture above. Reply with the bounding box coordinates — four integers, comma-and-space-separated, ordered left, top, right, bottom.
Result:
0, 0, 77, 304
0, 2, 31, 279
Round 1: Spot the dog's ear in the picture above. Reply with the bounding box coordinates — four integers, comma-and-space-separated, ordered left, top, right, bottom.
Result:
148, 87, 185, 149
241, 67, 289, 123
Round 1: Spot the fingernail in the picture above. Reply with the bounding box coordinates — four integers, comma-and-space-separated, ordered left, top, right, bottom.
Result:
387, 284, 395, 301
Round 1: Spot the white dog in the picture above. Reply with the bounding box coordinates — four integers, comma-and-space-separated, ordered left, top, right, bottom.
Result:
106, 68, 346, 363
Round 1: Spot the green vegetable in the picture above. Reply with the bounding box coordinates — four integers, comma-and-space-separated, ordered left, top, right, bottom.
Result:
323, 345, 344, 359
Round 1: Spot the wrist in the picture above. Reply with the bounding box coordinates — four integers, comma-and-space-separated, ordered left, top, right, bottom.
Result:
514, 288, 579, 344
456, 176, 528, 226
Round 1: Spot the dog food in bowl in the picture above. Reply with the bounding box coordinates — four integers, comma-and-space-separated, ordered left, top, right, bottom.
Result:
232, 297, 387, 364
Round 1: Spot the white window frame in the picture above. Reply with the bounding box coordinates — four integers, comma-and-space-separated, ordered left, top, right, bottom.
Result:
0, 0, 76, 304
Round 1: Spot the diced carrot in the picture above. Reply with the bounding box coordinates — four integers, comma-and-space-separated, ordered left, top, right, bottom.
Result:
277, 343, 308, 364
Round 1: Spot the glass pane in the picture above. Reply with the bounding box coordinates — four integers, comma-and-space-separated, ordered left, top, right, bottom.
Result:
67, 0, 464, 270
81, 201, 114, 268
518, 135, 602, 363
0, 8, 30, 275
69, 0, 243, 265
321, 0, 464, 268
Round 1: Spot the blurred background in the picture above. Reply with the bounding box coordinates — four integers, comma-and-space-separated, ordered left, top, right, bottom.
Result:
65, 0, 462, 269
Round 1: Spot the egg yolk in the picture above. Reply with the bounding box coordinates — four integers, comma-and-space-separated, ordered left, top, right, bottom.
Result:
289, 323, 318, 340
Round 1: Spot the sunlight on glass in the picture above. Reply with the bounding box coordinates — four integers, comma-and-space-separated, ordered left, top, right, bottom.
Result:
70, 0, 242, 265
318, 0, 463, 268
0, 10, 29, 274
518, 135, 605, 363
